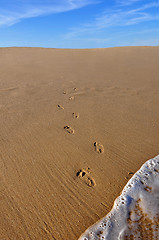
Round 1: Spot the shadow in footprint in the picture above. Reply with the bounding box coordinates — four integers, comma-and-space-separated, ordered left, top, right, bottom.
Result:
64, 126, 74, 134
76, 168, 96, 187
94, 142, 104, 153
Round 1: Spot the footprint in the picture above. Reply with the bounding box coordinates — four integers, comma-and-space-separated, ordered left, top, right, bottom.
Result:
94, 142, 104, 153
72, 112, 79, 118
57, 104, 64, 110
85, 177, 96, 187
76, 168, 96, 187
64, 126, 74, 134
69, 96, 74, 101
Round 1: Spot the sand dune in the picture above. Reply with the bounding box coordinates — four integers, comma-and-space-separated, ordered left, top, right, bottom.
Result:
0, 47, 159, 239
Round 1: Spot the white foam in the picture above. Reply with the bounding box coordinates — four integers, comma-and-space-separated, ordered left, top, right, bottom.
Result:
78, 155, 159, 240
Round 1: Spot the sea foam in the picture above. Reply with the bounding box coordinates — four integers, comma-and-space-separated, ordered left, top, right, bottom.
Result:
78, 155, 159, 239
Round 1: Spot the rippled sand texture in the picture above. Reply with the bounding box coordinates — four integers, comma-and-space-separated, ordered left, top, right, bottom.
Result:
0, 47, 159, 240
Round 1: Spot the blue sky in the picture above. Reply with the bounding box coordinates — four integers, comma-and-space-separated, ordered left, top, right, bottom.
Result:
0, 0, 159, 48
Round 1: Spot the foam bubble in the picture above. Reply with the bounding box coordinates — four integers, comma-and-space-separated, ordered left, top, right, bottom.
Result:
78, 155, 159, 239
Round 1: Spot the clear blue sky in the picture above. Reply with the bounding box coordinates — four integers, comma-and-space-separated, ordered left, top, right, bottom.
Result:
0, 0, 159, 48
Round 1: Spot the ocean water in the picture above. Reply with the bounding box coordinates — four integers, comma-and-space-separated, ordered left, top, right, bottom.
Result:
79, 155, 159, 240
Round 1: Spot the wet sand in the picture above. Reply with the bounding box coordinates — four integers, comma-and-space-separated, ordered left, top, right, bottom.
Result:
0, 47, 159, 239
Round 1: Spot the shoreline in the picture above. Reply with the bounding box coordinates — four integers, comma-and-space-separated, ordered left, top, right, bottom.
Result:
79, 155, 159, 239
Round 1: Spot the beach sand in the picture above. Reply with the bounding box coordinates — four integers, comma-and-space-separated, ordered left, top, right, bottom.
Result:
0, 47, 159, 239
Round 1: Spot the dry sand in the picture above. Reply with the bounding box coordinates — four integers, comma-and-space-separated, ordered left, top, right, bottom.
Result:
0, 47, 159, 240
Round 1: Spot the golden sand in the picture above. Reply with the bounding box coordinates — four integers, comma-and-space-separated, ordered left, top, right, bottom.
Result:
0, 47, 159, 239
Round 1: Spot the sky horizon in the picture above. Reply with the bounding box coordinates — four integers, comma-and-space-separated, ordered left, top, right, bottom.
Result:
0, 0, 159, 48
